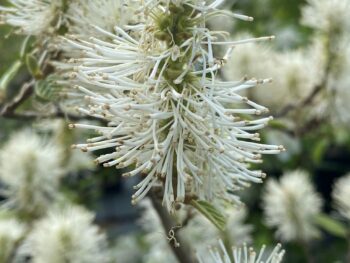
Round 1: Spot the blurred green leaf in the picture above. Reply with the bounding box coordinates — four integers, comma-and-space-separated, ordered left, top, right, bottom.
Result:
35, 75, 63, 101
312, 138, 330, 164
315, 213, 347, 238
26, 54, 43, 79
20, 35, 32, 60
0, 59, 22, 100
190, 200, 226, 231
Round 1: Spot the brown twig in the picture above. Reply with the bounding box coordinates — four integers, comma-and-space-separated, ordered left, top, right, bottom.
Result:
0, 110, 99, 122
149, 191, 196, 263
276, 83, 323, 118
0, 80, 35, 117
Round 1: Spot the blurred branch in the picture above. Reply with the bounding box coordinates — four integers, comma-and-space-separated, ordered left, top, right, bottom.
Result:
276, 38, 334, 119
149, 191, 196, 263
276, 84, 323, 118
0, 109, 100, 122
0, 81, 102, 122
0, 80, 35, 117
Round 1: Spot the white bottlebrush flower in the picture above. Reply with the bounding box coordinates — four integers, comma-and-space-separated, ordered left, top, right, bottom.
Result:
197, 239, 285, 263
0, 218, 26, 262
66, 0, 139, 39
301, 0, 350, 35
262, 170, 322, 242
21, 205, 109, 263
224, 38, 321, 111
68, 0, 283, 211
0, 0, 68, 36
225, 206, 253, 246
332, 173, 350, 221
327, 44, 350, 125
301, 0, 350, 126
35, 119, 95, 172
0, 130, 64, 217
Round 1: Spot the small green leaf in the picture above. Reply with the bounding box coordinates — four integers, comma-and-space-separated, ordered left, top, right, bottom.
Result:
312, 139, 329, 164
315, 213, 347, 238
35, 75, 63, 101
26, 54, 43, 79
20, 35, 32, 60
269, 119, 291, 130
0, 60, 22, 99
190, 200, 226, 231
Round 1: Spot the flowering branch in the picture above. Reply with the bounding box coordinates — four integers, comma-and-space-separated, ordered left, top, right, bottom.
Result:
149, 191, 196, 263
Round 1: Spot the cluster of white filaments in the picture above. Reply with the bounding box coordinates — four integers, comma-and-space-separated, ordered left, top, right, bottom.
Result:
21, 206, 109, 263
0, 130, 63, 217
262, 170, 322, 242
68, 0, 284, 211
197, 239, 285, 263
332, 173, 350, 221
65, 0, 139, 38
0, 0, 67, 36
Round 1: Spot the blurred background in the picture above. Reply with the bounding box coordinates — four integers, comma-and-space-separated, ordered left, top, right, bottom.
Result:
1, 0, 350, 262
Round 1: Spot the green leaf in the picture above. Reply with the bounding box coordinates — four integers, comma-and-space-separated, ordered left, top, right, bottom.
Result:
315, 213, 347, 238
190, 200, 226, 231
20, 35, 32, 60
312, 138, 329, 164
35, 75, 63, 101
26, 54, 43, 79
0, 60, 22, 98
269, 119, 291, 130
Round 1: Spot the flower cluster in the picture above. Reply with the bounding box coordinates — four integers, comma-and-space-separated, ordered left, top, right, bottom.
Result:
332, 173, 350, 221
0, 218, 26, 262
21, 205, 109, 263
262, 170, 322, 242
67, 0, 283, 211
0, 130, 64, 218
196, 239, 285, 263
0, 0, 67, 36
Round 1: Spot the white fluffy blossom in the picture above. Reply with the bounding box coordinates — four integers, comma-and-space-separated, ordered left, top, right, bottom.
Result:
224, 39, 321, 111
197, 240, 285, 263
21, 205, 109, 263
68, 0, 283, 211
0, 218, 26, 262
66, 0, 139, 39
0, 130, 63, 217
302, 0, 350, 125
301, 0, 350, 35
332, 173, 350, 221
0, 0, 67, 36
262, 170, 322, 242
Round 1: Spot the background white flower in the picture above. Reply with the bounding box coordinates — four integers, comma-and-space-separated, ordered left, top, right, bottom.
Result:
0, 0, 67, 36
0, 130, 64, 218
224, 38, 322, 111
0, 217, 26, 262
66, 0, 140, 39
262, 170, 322, 242
21, 205, 109, 263
332, 173, 350, 221
301, 0, 350, 35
